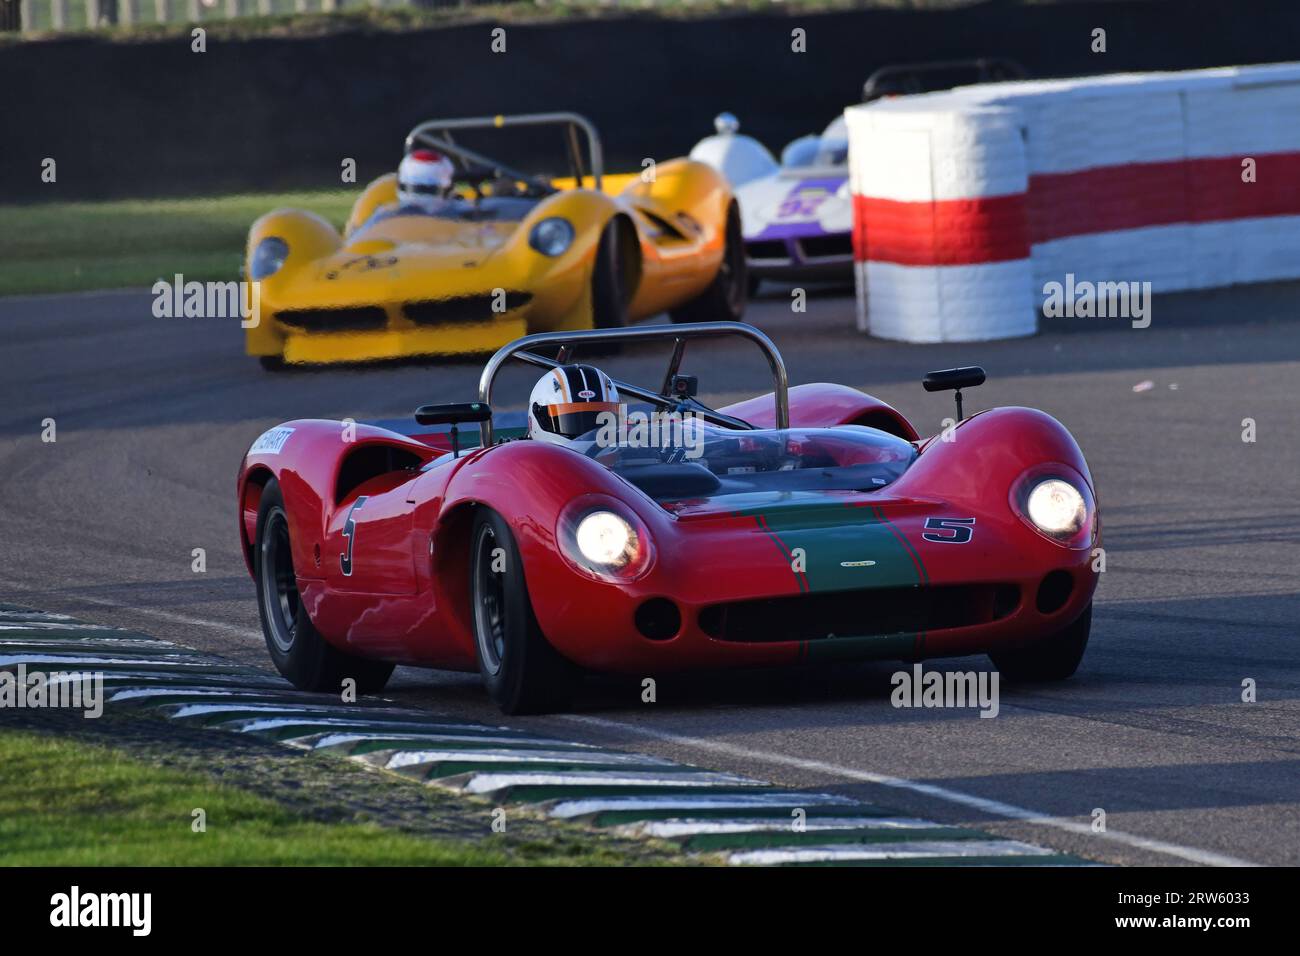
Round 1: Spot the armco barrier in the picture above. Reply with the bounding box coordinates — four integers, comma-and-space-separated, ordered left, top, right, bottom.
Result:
847, 63, 1300, 342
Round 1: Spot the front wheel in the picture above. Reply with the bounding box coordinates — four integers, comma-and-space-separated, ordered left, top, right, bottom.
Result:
591, 217, 631, 330
990, 603, 1092, 682
254, 478, 394, 694
669, 201, 747, 324
470, 508, 579, 714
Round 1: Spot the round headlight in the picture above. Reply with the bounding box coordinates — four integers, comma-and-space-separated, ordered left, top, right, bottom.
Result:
529, 218, 575, 257
1026, 479, 1086, 536
575, 510, 637, 567
249, 236, 289, 280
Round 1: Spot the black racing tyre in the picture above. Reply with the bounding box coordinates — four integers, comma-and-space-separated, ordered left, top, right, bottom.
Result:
669, 201, 747, 324
591, 217, 631, 330
470, 508, 579, 714
990, 602, 1093, 682
258, 355, 286, 372
254, 479, 394, 694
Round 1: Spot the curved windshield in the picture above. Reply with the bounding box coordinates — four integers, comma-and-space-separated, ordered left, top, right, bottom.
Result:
575, 423, 916, 501
815, 117, 849, 167
356, 195, 539, 237
815, 141, 848, 167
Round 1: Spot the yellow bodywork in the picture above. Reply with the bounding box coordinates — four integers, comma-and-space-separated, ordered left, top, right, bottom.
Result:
244, 159, 734, 366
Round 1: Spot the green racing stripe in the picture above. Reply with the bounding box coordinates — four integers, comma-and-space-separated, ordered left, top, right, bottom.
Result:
735, 500, 931, 659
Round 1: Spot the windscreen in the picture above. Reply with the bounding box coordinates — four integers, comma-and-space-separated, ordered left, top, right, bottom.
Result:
576, 424, 916, 500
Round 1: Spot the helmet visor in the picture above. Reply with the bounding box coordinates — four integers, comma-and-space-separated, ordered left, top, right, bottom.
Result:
535, 402, 624, 440
401, 182, 449, 196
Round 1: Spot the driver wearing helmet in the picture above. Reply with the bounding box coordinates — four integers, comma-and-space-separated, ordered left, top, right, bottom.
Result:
396, 149, 456, 215
528, 365, 623, 447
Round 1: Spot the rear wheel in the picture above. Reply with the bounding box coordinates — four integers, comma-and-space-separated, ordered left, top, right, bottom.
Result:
990, 602, 1092, 682
254, 479, 394, 694
669, 201, 747, 323
470, 508, 578, 714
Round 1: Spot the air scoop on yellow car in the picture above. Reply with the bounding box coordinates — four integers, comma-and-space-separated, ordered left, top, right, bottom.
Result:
244, 112, 749, 370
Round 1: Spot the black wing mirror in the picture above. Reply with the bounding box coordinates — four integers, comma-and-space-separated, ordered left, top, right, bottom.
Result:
414, 402, 492, 426
414, 402, 492, 457
922, 367, 985, 421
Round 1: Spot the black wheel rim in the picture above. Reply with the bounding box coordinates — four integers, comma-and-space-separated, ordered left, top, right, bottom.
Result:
260, 507, 298, 654
472, 525, 508, 676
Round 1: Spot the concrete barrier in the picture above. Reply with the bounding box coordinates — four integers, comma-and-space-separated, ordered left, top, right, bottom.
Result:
848, 63, 1300, 342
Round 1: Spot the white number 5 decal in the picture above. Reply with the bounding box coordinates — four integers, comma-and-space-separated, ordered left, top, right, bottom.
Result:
340, 496, 369, 576
922, 516, 975, 544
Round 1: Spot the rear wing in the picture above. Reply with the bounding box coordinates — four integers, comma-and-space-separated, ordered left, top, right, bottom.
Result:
404, 112, 605, 192
863, 58, 1028, 102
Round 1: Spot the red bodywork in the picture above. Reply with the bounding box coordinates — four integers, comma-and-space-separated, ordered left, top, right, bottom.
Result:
237, 383, 1100, 674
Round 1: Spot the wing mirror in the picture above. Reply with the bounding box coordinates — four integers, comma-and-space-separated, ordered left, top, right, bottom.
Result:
668, 374, 698, 400
922, 366, 985, 421
414, 402, 492, 457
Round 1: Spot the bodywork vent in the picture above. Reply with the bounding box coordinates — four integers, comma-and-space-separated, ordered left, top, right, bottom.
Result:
404, 293, 532, 325
276, 307, 387, 332
698, 584, 1020, 643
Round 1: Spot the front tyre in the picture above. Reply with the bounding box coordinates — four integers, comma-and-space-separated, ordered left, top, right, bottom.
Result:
470, 508, 579, 714
990, 602, 1092, 682
254, 478, 394, 694
591, 217, 631, 329
669, 201, 747, 323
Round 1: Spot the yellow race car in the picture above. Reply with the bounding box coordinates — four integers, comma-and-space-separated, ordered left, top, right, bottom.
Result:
244, 112, 747, 368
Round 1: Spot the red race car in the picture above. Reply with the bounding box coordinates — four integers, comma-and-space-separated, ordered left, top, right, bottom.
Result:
238, 322, 1100, 713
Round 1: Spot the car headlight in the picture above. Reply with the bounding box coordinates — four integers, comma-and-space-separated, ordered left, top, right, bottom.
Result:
576, 511, 637, 567
1026, 479, 1085, 536
249, 237, 289, 280
1010, 465, 1096, 549
558, 496, 654, 582
529, 218, 575, 257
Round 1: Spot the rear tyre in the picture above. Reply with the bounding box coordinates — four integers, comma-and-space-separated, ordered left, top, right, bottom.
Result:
990, 602, 1092, 682
254, 479, 394, 694
669, 201, 747, 323
470, 508, 579, 714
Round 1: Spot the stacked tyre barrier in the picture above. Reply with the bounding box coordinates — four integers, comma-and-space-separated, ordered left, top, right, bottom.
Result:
847, 62, 1300, 342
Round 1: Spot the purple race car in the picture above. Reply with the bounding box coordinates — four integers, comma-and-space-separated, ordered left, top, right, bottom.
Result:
689, 59, 1027, 288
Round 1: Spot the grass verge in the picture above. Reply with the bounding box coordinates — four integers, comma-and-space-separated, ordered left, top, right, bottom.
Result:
0, 191, 354, 297
0, 727, 674, 865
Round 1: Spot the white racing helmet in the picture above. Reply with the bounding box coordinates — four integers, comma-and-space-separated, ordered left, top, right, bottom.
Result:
397, 149, 455, 212
528, 365, 622, 446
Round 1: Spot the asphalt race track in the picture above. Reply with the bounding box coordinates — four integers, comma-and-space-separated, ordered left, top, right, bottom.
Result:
2, 282, 1298, 867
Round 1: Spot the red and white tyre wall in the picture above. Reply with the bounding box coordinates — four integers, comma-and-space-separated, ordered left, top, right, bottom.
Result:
846, 63, 1300, 342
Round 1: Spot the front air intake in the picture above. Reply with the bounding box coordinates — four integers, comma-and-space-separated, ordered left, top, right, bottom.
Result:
698, 584, 1020, 643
